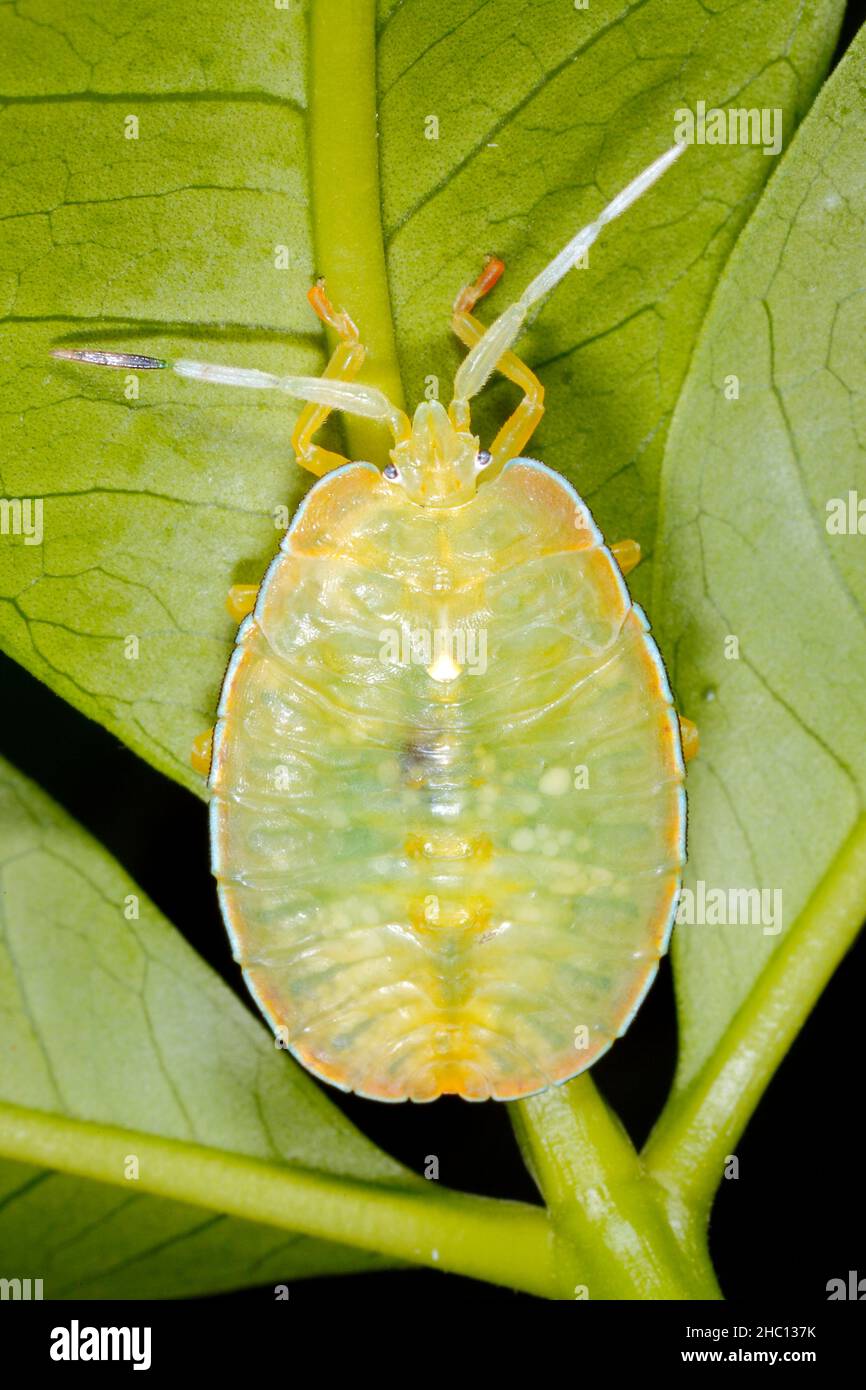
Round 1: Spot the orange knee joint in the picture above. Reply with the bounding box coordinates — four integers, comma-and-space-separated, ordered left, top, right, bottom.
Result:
455, 255, 505, 314
308, 280, 359, 341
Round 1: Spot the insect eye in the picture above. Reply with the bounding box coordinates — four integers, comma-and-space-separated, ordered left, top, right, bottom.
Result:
383, 463, 400, 481
476, 450, 492, 470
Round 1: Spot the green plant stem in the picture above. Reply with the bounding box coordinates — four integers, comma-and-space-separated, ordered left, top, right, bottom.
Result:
0, 1101, 559, 1298
511, 1078, 721, 1299
645, 814, 866, 1218
308, 0, 406, 464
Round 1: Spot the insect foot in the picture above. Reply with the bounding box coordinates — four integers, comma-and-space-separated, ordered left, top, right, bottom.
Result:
679, 717, 699, 762
191, 728, 214, 777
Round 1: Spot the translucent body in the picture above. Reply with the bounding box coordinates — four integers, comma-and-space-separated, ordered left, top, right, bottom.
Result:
210, 458, 686, 1101
51, 145, 690, 1101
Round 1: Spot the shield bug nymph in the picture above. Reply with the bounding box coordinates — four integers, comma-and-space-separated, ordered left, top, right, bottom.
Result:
54, 143, 697, 1102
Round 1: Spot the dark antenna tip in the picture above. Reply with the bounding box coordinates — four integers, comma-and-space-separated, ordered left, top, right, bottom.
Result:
50, 349, 168, 370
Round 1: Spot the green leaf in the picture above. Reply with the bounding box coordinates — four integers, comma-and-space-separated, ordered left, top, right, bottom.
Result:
645, 21, 866, 1193
0, 0, 844, 790
0, 751, 412, 1297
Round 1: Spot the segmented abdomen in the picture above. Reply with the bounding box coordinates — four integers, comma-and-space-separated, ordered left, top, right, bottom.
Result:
210, 460, 685, 1100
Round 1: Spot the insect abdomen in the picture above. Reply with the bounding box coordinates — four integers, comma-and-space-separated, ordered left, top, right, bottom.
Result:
210, 461, 685, 1101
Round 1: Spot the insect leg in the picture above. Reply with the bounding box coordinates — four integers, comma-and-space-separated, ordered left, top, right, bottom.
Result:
610, 539, 641, 576
292, 281, 367, 476
679, 716, 699, 762
451, 258, 544, 470
191, 727, 214, 777
226, 584, 259, 621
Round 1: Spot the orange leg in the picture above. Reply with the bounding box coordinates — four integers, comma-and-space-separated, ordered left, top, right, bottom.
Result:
194, 585, 260, 775
191, 727, 214, 777
679, 716, 699, 763
451, 257, 544, 469
611, 539, 641, 576
292, 281, 367, 476
226, 583, 258, 622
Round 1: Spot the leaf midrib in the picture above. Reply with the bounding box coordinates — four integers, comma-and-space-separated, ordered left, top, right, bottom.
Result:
0, 1100, 558, 1298
308, 0, 405, 465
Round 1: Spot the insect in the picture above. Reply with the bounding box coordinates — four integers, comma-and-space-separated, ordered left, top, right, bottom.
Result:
54, 144, 697, 1102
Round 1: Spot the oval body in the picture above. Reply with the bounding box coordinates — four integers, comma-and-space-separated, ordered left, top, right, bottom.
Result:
210, 458, 685, 1101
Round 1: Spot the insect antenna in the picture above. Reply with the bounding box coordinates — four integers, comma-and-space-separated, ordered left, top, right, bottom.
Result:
50, 348, 412, 442
451, 142, 686, 408
51, 349, 168, 370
